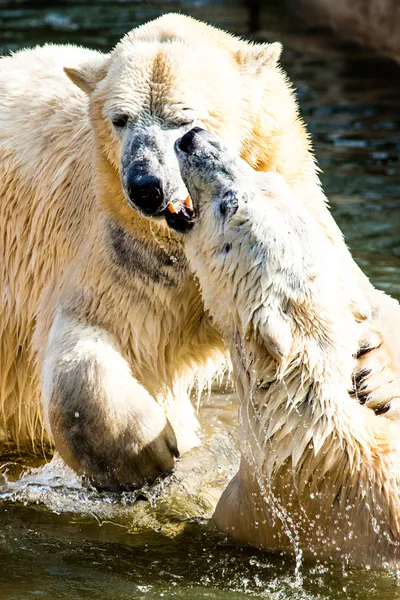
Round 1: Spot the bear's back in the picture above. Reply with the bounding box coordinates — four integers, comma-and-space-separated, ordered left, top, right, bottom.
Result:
0, 45, 98, 180
0, 45, 99, 323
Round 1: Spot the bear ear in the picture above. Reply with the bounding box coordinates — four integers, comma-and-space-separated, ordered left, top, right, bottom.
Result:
235, 41, 282, 75
64, 54, 111, 95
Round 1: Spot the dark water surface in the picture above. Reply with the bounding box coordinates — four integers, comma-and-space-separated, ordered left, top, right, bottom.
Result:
1, 1, 400, 599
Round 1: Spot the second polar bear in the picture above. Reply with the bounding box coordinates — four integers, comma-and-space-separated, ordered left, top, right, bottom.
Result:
168, 127, 400, 565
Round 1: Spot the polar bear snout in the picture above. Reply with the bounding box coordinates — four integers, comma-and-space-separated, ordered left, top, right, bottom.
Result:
121, 124, 190, 219
174, 128, 242, 223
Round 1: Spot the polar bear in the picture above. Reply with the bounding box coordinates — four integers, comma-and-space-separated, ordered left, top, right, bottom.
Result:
0, 13, 398, 488
169, 127, 400, 565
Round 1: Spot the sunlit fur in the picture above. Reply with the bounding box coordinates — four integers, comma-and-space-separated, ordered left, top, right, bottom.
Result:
0, 14, 398, 483
178, 144, 400, 565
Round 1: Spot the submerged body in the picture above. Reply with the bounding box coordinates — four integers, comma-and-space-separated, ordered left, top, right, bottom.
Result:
0, 14, 399, 488
171, 128, 400, 565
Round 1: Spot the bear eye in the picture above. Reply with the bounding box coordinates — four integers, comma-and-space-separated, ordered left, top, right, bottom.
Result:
111, 114, 129, 129
174, 107, 196, 127
219, 190, 238, 218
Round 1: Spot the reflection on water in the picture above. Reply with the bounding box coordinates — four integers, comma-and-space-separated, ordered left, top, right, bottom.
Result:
1, 1, 400, 598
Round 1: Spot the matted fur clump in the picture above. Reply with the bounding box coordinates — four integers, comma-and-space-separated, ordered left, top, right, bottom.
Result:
168, 127, 400, 566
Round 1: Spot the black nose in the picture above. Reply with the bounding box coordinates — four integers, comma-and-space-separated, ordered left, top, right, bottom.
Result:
177, 127, 224, 157
178, 126, 226, 157
126, 174, 164, 215
177, 127, 206, 154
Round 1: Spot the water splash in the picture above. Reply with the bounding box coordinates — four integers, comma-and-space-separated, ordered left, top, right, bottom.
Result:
0, 433, 239, 530
235, 338, 305, 585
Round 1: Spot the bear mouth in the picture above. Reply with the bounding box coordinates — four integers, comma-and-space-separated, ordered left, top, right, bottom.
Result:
164, 195, 195, 233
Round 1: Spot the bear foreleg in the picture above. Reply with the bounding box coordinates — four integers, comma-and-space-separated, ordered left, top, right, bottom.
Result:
41, 310, 179, 489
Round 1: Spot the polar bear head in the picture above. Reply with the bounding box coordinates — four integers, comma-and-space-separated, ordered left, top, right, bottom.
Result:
169, 126, 305, 363
169, 127, 357, 367
63, 13, 290, 230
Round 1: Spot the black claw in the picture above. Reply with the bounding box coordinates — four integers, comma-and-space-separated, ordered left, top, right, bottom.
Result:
357, 393, 371, 405
354, 368, 372, 388
355, 343, 375, 358
357, 382, 368, 393
169, 442, 180, 459
375, 404, 391, 416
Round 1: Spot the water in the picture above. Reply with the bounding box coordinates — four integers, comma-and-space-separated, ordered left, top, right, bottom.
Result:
1, 1, 400, 598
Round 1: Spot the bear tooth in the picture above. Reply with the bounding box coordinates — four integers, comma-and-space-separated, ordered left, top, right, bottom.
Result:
184, 195, 193, 210
167, 202, 178, 214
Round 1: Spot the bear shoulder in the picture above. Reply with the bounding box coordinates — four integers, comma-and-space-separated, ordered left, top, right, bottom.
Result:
0, 44, 99, 193
0, 45, 103, 129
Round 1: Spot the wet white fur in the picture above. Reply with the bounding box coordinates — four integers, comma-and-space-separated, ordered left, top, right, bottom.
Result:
182, 164, 400, 565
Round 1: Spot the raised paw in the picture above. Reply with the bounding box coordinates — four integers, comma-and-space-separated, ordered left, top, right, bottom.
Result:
352, 326, 400, 420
